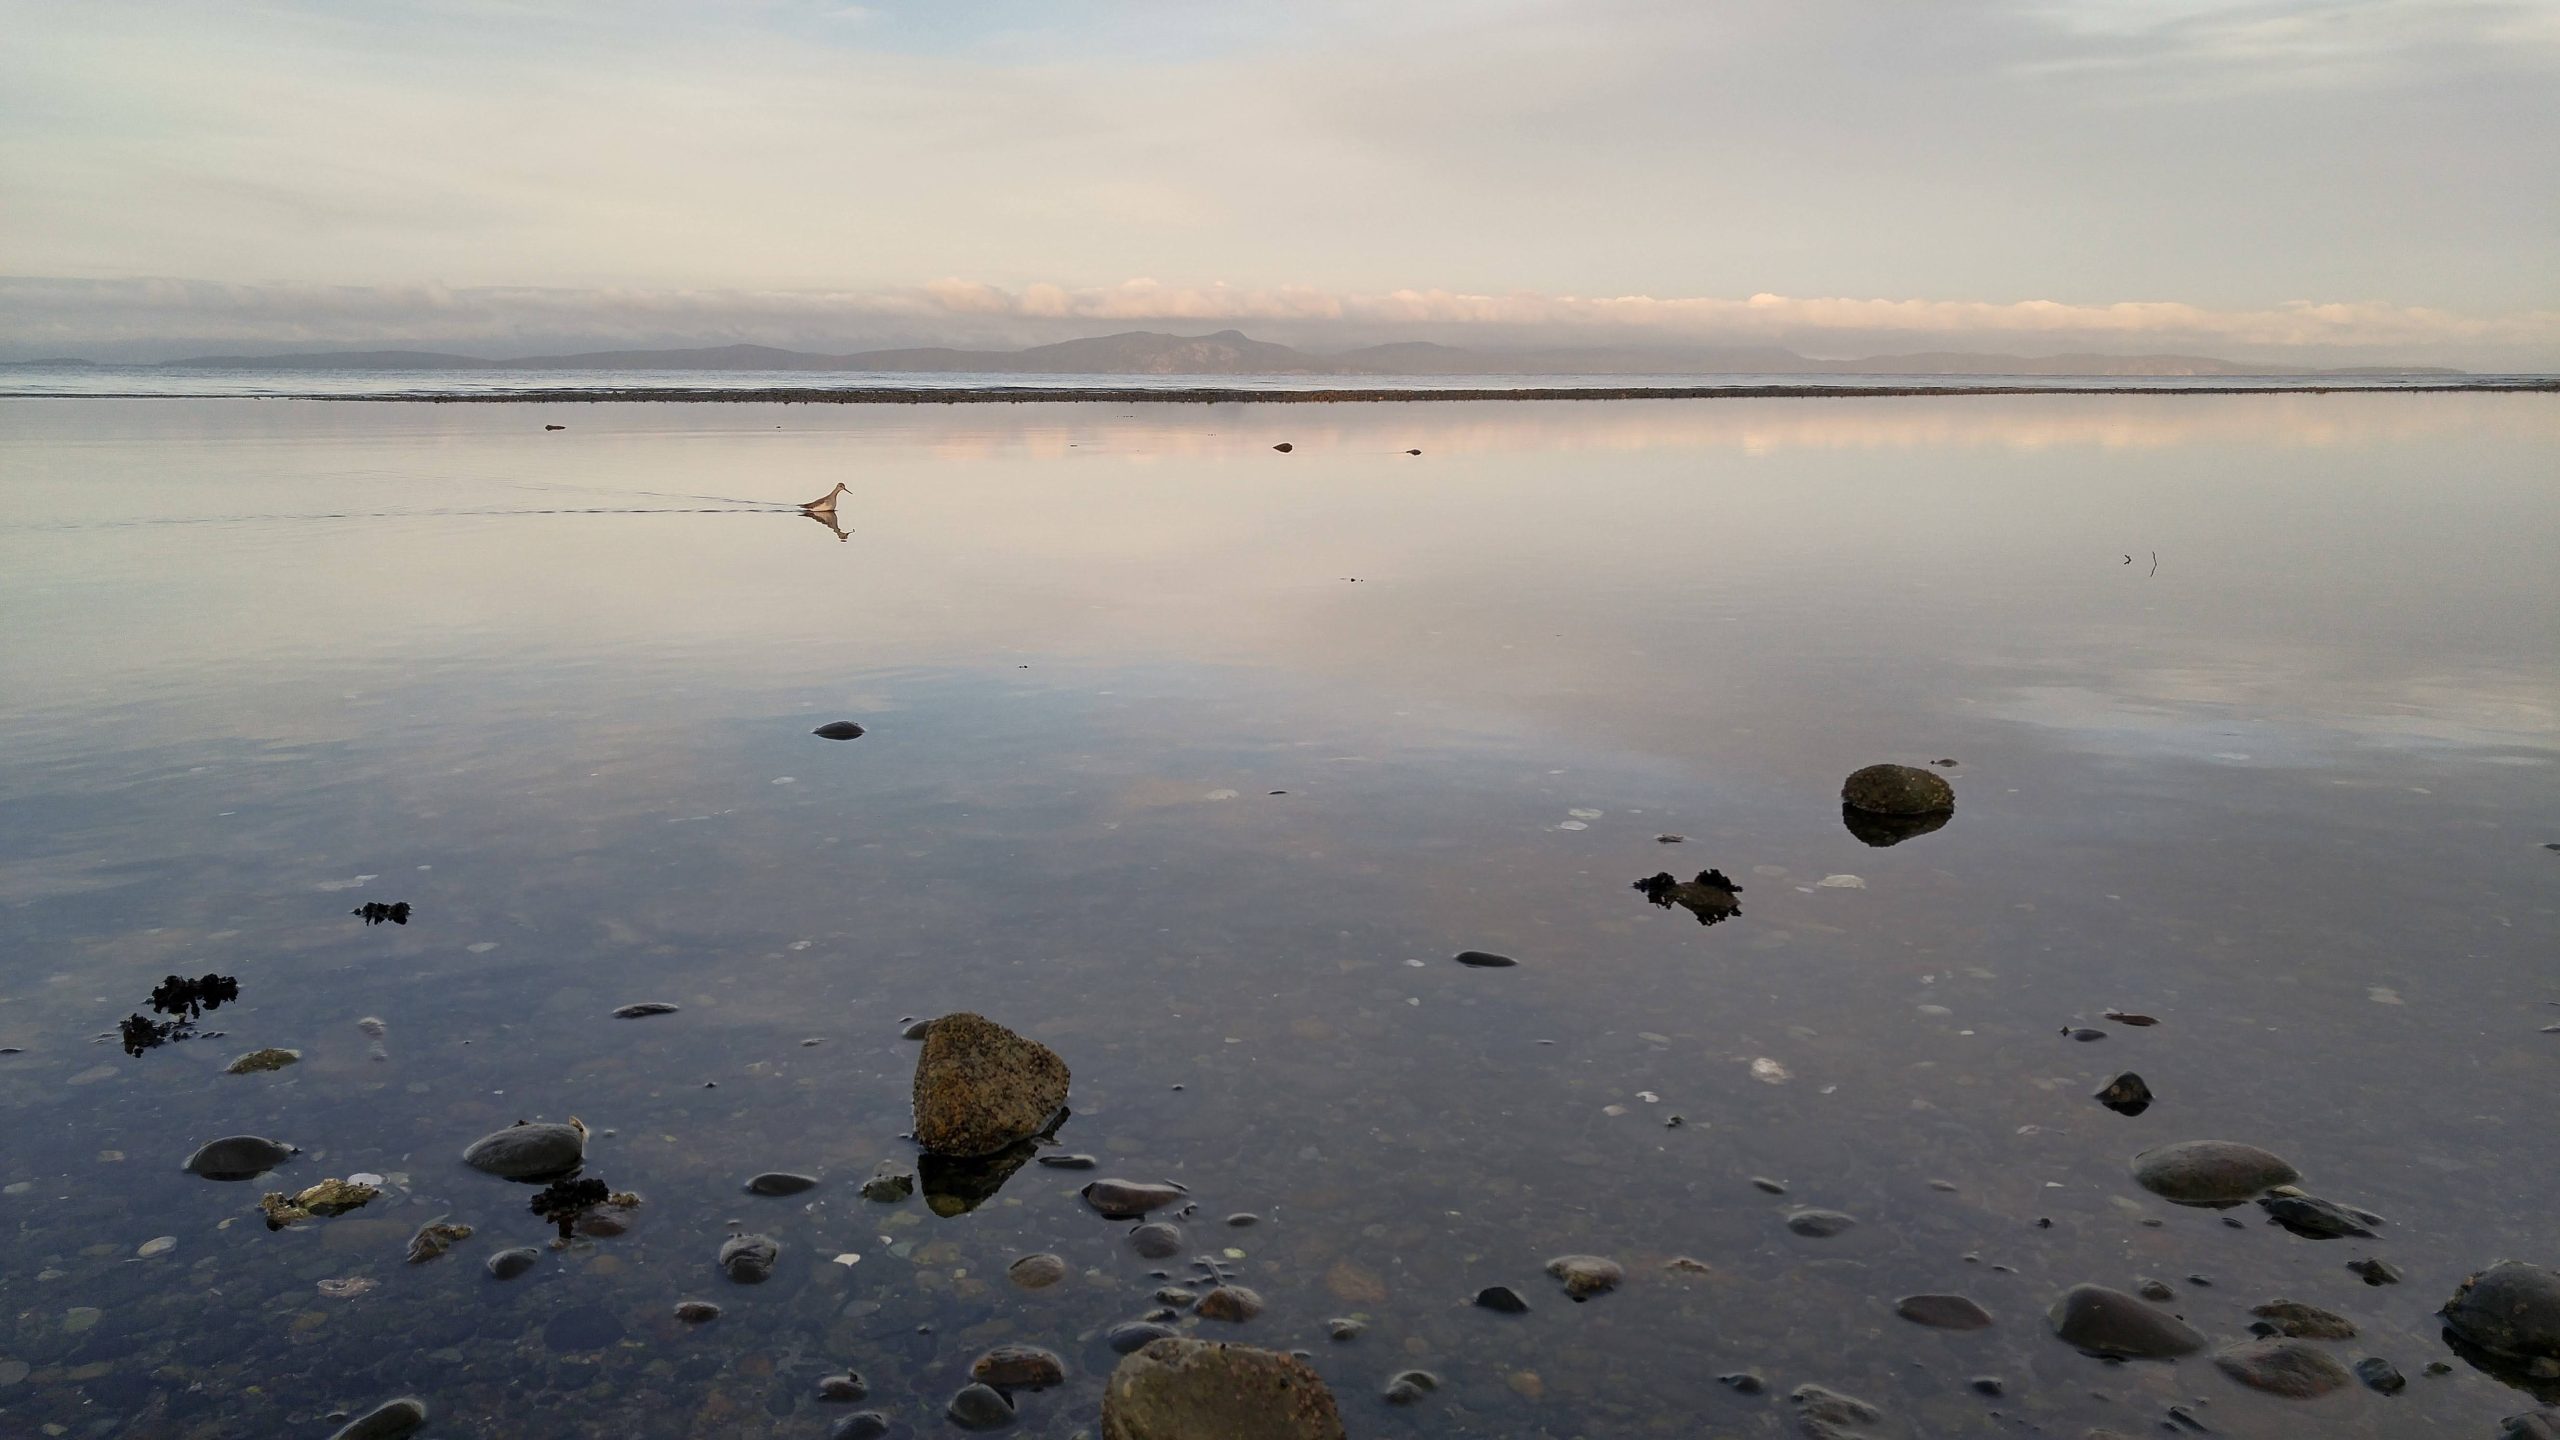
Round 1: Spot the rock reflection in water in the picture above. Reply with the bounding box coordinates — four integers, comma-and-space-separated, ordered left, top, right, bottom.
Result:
1840, 804, 1950, 847
918, 1133, 1045, 1217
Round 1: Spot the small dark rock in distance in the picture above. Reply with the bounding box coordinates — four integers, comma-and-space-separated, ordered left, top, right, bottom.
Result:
1473, 1285, 1529, 1314
613, 1002, 679, 1018
1453, 950, 1516, 967
827, 1413, 891, 1440
2355, 1357, 2406, 1394
813, 721, 866, 739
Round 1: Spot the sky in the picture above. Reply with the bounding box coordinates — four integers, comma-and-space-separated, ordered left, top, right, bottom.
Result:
3, 0, 2557, 365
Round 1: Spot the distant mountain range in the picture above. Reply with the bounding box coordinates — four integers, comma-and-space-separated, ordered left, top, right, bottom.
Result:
9, 330, 2466, 377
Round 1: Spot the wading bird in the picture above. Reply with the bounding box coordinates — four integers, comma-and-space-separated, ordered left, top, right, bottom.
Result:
801, 481, 850, 514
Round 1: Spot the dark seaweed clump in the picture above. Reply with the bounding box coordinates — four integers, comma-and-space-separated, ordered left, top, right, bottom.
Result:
123, 973, 241, 1055
1631, 869, 1743, 927
530, 1177, 610, 1240
352, 901, 412, 926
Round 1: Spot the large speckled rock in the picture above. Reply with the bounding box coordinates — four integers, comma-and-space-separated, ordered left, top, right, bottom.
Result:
2214, 1339, 2355, 1398
2444, 1262, 2560, 1360
1841, 764, 1954, 816
1102, 1338, 1344, 1440
2130, 1140, 2299, 1204
462, 1119, 586, 1179
911, 1012, 1070, 1157
2049, 1284, 2206, 1358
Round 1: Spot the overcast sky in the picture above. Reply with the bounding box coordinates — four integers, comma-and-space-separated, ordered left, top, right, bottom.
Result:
4, 0, 2556, 364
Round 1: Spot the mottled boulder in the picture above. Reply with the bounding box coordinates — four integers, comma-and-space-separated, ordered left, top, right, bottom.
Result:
970, 1344, 1065, 1388
2252, 1299, 2356, 1339
912, 1012, 1070, 1157
718, 1233, 780, 1283
1083, 1178, 1186, 1219
2214, 1339, 2355, 1398
1545, 1254, 1625, 1299
1102, 1338, 1344, 1440
1790, 1383, 1885, 1439
2049, 1284, 2206, 1358
1841, 764, 1954, 816
2130, 1140, 2298, 1204
2444, 1262, 2560, 1360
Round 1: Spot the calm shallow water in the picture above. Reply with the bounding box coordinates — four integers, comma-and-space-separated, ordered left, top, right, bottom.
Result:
1, 394, 2555, 1439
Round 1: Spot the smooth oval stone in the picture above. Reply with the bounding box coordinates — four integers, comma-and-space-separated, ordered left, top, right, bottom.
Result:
1009, 1252, 1068, 1289
2215, 1339, 2354, 1397
612, 1002, 679, 1018
1452, 950, 1517, 968
718, 1233, 780, 1283
1129, 1222, 1184, 1258
485, 1246, 542, 1280
1035, 1152, 1097, 1169
1383, 1370, 1438, 1405
1545, 1255, 1624, 1300
946, 1382, 1014, 1430
1326, 1317, 1365, 1341
2049, 1284, 2207, 1358
744, 1171, 818, 1196
2443, 1262, 2560, 1359
2259, 1193, 2378, 1238
2131, 1140, 2300, 1204
461, 1120, 585, 1180
1105, 1320, 1179, 1354
328, 1397, 428, 1440
1841, 763, 1955, 816
182, 1134, 297, 1181
972, 1344, 1066, 1388
1473, 1285, 1530, 1314
674, 1300, 722, 1323
2096, 1072, 2153, 1115
1897, 1294, 1995, 1330
813, 721, 867, 740
817, 1373, 869, 1402
2355, 1357, 2406, 1394
1786, 1208, 1857, 1238
1195, 1285, 1264, 1322
828, 1412, 891, 1440
1083, 1178, 1186, 1219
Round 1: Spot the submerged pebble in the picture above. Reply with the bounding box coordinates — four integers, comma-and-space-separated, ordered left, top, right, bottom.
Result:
2215, 1338, 2354, 1397
486, 1247, 542, 1280
1008, 1252, 1068, 1289
945, 1382, 1014, 1430
1105, 1321, 1178, 1354
1895, 1294, 1994, 1330
718, 1233, 780, 1283
1196, 1285, 1265, 1322
2349, 1257, 2402, 1286
1473, 1285, 1530, 1314
744, 1171, 818, 1196
2048, 1284, 2206, 1358
611, 1002, 680, 1018
674, 1300, 722, 1323
2356, 1356, 2407, 1394
816, 1374, 868, 1401
2251, 1299, 2356, 1339
1786, 1209, 1857, 1238
1128, 1222, 1184, 1259
972, 1344, 1066, 1388
1383, 1370, 1439, 1405
827, 1413, 890, 1440
2131, 1140, 2299, 1204
1083, 1178, 1186, 1219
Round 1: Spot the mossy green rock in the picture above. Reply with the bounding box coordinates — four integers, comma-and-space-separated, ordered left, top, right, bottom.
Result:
912, 1013, 1069, 1158
1841, 763, 1955, 816
225, 1048, 300, 1075
1103, 1338, 1344, 1440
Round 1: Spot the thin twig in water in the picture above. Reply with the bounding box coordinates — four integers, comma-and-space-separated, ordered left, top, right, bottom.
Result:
2150, 551, 2159, 576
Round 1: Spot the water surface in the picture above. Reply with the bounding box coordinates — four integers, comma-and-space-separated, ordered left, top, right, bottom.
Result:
1, 394, 2555, 1438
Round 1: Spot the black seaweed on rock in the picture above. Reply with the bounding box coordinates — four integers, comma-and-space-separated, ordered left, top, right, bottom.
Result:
124, 973, 243, 1054
353, 901, 412, 925
530, 1177, 610, 1240
1631, 869, 1742, 926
